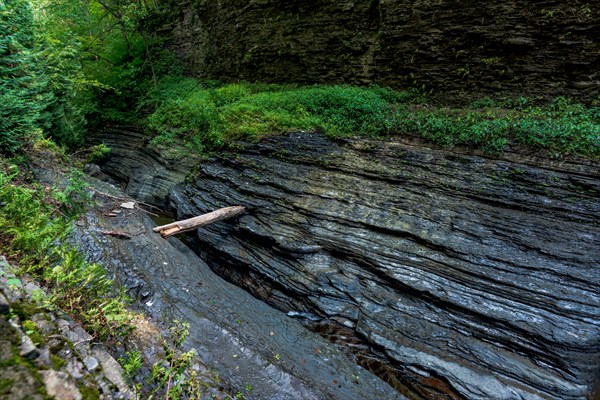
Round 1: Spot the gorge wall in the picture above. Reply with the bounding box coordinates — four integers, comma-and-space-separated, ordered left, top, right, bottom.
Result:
91, 127, 600, 399
163, 0, 599, 103
168, 134, 600, 400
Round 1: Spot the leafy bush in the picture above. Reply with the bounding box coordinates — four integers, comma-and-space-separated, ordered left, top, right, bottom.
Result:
145, 79, 402, 152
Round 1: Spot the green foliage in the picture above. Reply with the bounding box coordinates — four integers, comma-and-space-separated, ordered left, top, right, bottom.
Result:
146, 78, 402, 153
0, 167, 217, 396
72, 143, 111, 164
2, 0, 597, 161
34, 8, 89, 148
25, 0, 182, 147
87, 143, 111, 163
119, 350, 143, 382
118, 319, 224, 399
0, 0, 130, 151
21, 320, 44, 345
50, 354, 66, 369
147, 320, 204, 400
0, 169, 134, 341
6, 277, 22, 288
148, 88, 222, 153
32, 0, 135, 147
0, 0, 54, 152
144, 78, 600, 159
78, 386, 101, 400
398, 97, 600, 156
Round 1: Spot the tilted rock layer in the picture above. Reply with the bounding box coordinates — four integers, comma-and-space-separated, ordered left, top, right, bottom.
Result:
71, 177, 402, 400
88, 126, 199, 208
165, 0, 599, 102
168, 133, 600, 400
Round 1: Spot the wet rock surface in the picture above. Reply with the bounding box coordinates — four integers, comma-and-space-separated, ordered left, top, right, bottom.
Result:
166, 133, 600, 400
70, 181, 403, 400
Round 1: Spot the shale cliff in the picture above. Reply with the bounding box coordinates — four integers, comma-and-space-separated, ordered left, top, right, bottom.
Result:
92, 126, 600, 400
164, 0, 599, 102
168, 134, 600, 400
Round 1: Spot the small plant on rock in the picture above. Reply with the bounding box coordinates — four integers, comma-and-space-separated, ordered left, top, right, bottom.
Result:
148, 320, 199, 400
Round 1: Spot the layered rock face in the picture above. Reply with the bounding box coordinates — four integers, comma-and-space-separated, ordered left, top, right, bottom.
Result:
88, 126, 199, 208
166, 0, 599, 102
168, 133, 600, 399
71, 178, 402, 400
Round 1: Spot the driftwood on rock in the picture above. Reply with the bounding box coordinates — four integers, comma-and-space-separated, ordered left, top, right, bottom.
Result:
153, 206, 245, 238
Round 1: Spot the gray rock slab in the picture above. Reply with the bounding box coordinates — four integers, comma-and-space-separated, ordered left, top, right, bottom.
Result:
92, 345, 135, 400
0, 365, 44, 400
40, 370, 82, 400
83, 355, 99, 372
65, 358, 84, 379
20, 335, 39, 359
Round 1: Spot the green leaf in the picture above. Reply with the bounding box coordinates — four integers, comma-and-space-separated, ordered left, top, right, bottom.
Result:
7, 277, 22, 287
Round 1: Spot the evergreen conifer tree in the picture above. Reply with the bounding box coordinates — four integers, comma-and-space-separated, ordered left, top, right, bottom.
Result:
0, 0, 53, 152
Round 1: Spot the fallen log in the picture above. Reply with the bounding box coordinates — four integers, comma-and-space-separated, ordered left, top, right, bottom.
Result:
153, 206, 245, 238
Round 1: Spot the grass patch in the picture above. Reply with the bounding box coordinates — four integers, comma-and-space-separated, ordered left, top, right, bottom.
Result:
399, 96, 600, 156
143, 77, 600, 159
144, 78, 404, 152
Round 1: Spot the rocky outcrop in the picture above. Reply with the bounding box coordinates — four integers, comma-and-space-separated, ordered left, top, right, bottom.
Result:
70, 179, 403, 400
167, 133, 600, 399
164, 0, 599, 102
87, 126, 199, 208
0, 256, 135, 400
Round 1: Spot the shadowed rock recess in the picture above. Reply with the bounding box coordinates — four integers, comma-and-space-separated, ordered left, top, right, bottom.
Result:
164, 0, 599, 102
88, 126, 199, 208
163, 133, 600, 400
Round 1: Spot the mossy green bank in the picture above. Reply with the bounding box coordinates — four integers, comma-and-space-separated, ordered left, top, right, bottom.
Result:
143, 77, 600, 159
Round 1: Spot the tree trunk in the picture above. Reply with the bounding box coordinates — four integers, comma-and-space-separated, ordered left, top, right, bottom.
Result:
153, 206, 245, 238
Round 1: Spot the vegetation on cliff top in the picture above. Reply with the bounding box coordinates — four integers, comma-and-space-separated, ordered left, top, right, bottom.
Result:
145, 77, 600, 158
1, 0, 598, 160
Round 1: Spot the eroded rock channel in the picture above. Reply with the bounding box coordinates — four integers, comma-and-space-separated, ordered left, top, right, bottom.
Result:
89, 127, 600, 399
